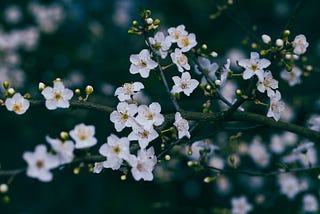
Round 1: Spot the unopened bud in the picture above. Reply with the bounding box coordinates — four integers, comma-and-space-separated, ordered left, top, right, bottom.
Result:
60, 131, 69, 140
132, 20, 139, 26
275, 39, 284, 47
261, 34, 271, 44
236, 89, 242, 96
164, 155, 171, 161
210, 51, 218, 57
7, 88, 15, 96
215, 80, 221, 86
121, 174, 127, 180
0, 184, 8, 193
251, 43, 257, 49
55, 78, 62, 82
146, 18, 153, 25
205, 84, 211, 91
24, 93, 31, 99
3, 81, 9, 89
85, 85, 94, 95
153, 19, 160, 25
204, 176, 215, 183
201, 44, 207, 50
73, 167, 80, 174
38, 82, 46, 91
75, 89, 81, 96
283, 30, 290, 37
306, 65, 313, 71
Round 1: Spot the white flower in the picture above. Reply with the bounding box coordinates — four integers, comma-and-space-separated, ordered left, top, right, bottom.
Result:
280, 66, 302, 86
5, 93, 30, 115
177, 33, 197, 52
149, 31, 171, 59
69, 123, 97, 149
93, 162, 104, 174
308, 115, 320, 131
261, 34, 271, 44
167, 24, 188, 43
135, 102, 164, 130
127, 147, 157, 181
170, 48, 190, 72
220, 59, 231, 86
99, 134, 130, 170
173, 112, 190, 139
128, 124, 159, 149
110, 102, 138, 132
267, 90, 285, 121
114, 82, 144, 101
238, 52, 271, 81
256, 70, 278, 97
187, 140, 219, 160
129, 49, 158, 78
231, 196, 253, 214
292, 34, 309, 55
195, 57, 219, 85
278, 174, 300, 200
46, 136, 74, 164
23, 144, 60, 182
41, 80, 73, 110
303, 194, 319, 212
171, 72, 199, 96
248, 136, 270, 168
293, 142, 314, 154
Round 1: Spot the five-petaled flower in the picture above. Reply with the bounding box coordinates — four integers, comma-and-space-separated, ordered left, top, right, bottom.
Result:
238, 52, 271, 81
114, 82, 144, 102
23, 144, 60, 182
129, 49, 158, 78
5, 93, 30, 115
267, 90, 285, 121
148, 31, 171, 59
135, 102, 164, 130
256, 70, 278, 97
173, 112, 190, 139
170, 48, 190, 72
171, 71, 199, 96
110, 102, 138, 132
46, 136, 74, 164
41, 80, 74, 110
69, 123, 97, 149
292, 34, 309, 55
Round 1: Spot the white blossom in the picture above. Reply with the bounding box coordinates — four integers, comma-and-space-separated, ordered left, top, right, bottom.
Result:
278, 174, 301, 200
129, 49, 158, 78
46, 136, 74, 164
231, 196, 253, 214
303, 194, 319, 212
69, 123, 97, 149
128, 124, 159, 149
148, 31, 171, 59
135, 102, 164, 130
170, 48, 190, 72
280, 66, 302, 86
127, 147, 157, 181
173, 112, 190, 139
41, 80, 73, 110
23, 145, 60, 182
261, 34, 271, 44
110, 102, 138, 132
93, 162, 104, 174
171, 72, 199, 96
292, 34, 309, 55
114, 82, 144, 101
308, 115, 320, 131
167, 24, 188, 43
238, 52, 271, 81
248, 136, 270, 168
99, 134, 130, 170
195, 57, 219, 85
256, 70, 278, 97
267, 90, 285, 121
177, 33, 197, 52
5, 93, 30, 115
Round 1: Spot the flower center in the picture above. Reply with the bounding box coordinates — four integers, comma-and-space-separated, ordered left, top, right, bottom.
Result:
140, 130, 149, 139
13, 103, 22, 112
177, 55, 188, 65
147, 113, 154, 120
121, 113, 129, 121
113, 146, 121, 154
36, 160, 44, 169
251, 64, 258, 71
54, 92, 62, 101
181, 37, 189, 47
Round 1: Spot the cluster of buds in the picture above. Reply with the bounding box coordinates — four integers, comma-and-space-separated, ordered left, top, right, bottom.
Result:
128, 9, 160, 35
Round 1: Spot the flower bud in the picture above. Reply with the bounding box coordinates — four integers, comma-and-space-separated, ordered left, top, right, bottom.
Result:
0, 184, 8, 193
38, 82, 46, 91
201, 44, 208, 50
215, 80, 221, 86
85, 85, 94, 95
24, 93, 31, 99
153, 18, 160, 25
210, 51, 218, 57
55, 78, 62, 82
132, 20, 139, 26
7, 88, 15, 96
75, 89, 81, 96
276, 39, 284, 47
146, 18, 153, 25
283, 30, 290, 37
261, 34, 271, 44
3, 81, 9, 89
60, 131, 69, 140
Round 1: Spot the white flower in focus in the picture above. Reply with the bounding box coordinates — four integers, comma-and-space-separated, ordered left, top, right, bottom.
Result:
110, 102, 138, 132
69, 123, 97, 149
171, 72, 199, 96
149, 31, 171, 59
173, 112, 190, 139
292, 34, 309, 55
127, 147, 157, 181
114, 82, 144, 101
46, 136, 74, 164
177, 33, 197, 52
170, 48, 190, 72
303, 194, 319, 212
231, 196, 253, 214
256, 70, 278, 97
167, 24, 188, 43
23, 145, 60, 182
129, 49, 158, 78
135, 102, 164, 130
41, 80, 73, 110
280, 66, 302, 86
93, 162, 104, 174
99, 134, 130, 170
267, 90, 285, 121
128, 124, 159, 149
238, 52, 271, 81
278, 174, 300, 200
5, 93, 30, 115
